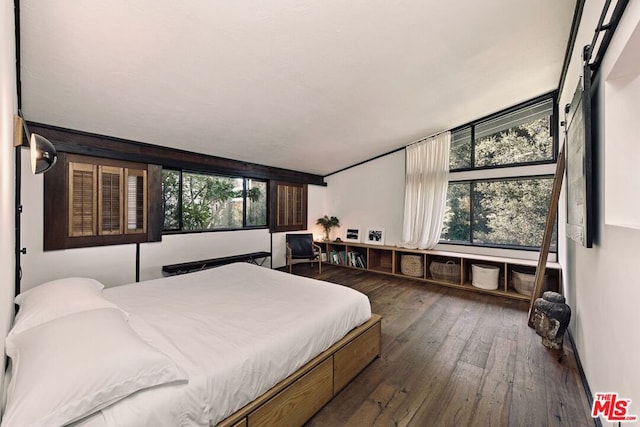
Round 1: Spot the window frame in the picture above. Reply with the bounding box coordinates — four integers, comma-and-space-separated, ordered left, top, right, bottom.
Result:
441, 174, 558, 253
449, 92, 559, 173
161, 168, 269, 235
440, 92, 560, 252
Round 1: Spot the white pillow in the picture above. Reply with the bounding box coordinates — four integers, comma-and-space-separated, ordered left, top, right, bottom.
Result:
2, 308, 187, 427
11, 277, 127, 336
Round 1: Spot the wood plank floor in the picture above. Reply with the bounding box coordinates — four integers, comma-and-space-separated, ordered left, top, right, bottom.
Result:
288, 264, 594, 427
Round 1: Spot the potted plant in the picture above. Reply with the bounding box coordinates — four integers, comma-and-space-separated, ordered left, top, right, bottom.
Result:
316, 215, 340, 241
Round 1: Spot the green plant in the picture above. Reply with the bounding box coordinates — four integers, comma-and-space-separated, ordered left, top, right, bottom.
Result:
316, 215, 340, 240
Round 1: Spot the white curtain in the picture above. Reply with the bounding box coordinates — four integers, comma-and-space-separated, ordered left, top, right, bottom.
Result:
399, 132, 451, 249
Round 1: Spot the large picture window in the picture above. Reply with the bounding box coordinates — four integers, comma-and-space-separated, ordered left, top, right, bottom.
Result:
449, 98, 555, 170
442, 177, 557, 251
442, 93, 558, 251
161, 169, 267, 232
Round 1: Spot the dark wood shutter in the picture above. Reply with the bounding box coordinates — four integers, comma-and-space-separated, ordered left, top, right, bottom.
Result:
98, 166, 123, 235
68, 162, 97, 237
270, 181, 307, 232
44, 153, 162, 250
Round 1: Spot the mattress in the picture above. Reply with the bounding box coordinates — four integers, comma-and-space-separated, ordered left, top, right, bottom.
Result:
89, 262, 372, 426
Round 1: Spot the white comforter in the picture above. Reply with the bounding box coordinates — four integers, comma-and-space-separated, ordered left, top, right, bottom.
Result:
90, 263, 371, 426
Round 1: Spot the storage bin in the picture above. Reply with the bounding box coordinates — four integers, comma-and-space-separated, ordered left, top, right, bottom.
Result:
400, 254, 423, 277
429, 260, 461, 283
512, 270, 547, 296
471, 264, 500, 290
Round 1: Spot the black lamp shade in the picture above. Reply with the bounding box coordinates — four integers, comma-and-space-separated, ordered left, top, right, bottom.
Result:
30, 133, 57, 174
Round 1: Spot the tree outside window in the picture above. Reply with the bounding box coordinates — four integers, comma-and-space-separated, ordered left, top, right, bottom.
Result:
161, 170, 267, 232
442, 95, 557, 251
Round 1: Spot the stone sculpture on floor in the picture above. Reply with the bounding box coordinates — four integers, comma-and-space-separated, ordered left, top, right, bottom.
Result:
532, 291, 571, 350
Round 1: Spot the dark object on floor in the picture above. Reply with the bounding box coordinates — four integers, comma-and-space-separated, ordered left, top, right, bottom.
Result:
286, 233, 322, 274
532, 291, 571, 350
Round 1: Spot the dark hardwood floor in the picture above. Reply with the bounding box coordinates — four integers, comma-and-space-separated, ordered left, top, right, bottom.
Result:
288, 264, 593, 427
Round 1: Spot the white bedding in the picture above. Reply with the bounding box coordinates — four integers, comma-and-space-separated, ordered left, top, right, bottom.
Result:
91, 262, 371, 426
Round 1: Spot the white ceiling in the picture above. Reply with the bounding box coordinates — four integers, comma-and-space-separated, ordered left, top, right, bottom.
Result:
19, 1, 576, 176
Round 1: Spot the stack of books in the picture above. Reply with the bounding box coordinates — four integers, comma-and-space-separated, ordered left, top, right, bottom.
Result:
328, 250, 367, 268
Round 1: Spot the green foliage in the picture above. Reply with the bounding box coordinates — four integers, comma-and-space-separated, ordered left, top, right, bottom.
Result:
449, 129, 472, 170
316, 215, 340, 239
442, 116, 556, 250
182, 173, 242, 230
441, 182, 470, 242
162, 170, 180, 229
473, 178, 555, 249
161, 171, 266, 231
443, 178, 556, 250
475, 118, 553, 167
316, 215, 340, 230
449, 117, 553, 170
246, 181, 267, 227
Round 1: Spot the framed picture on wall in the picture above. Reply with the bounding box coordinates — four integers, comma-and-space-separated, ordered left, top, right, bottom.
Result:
565, 74, 593, 248
344, 227, 361, 243
365, 227, 385, 245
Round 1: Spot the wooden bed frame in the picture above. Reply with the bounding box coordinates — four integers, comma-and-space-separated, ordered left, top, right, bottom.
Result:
218, 314, 382, 427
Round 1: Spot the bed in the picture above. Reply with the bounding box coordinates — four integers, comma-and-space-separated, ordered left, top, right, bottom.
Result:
1, 262, 381, 427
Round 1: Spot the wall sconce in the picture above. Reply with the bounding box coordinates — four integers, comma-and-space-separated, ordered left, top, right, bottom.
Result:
14, 110, 57, 174
14, 110, 59, 300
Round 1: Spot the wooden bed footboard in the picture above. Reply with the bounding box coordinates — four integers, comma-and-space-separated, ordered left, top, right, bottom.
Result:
217, 314, 382, 427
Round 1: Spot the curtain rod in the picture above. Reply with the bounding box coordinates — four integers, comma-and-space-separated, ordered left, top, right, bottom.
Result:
406, 130, 449, 148
324, 129, 448, 177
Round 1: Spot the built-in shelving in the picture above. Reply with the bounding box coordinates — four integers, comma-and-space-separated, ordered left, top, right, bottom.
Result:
317, 241, 561, 301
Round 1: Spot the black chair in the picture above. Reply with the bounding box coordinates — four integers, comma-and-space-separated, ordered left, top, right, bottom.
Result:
286, 233, 322, 274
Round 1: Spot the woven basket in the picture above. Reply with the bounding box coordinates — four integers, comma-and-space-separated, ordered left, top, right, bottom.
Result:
512, 271, 547, 296
401, 254, 424, 277
429, 260, 461, 283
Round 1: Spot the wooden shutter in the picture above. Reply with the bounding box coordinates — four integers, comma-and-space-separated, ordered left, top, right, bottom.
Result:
45, 153, 161, 250
98, 166, 124, 235
270, 181, 307, 232
68, 162, 97, 237
125, 168, 147, 234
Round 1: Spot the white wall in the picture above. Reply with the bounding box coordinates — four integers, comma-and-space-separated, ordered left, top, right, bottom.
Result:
0, 0, 16, 411
140, 229, 271, 280
603, 20, 640, 229
20, 158, 138, 288
559, 1, 640, 423
324, 150, 406, 246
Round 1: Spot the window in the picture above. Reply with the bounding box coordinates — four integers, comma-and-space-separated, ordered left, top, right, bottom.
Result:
44, 153, 161, 250
442, 177, 557, 251
161, 170, 267, 232
449, 98, 555, 170
441, 94, 558, 251
246, 179, 268, 227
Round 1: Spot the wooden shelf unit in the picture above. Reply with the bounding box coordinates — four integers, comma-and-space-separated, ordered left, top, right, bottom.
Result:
316, 241, 561, 301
